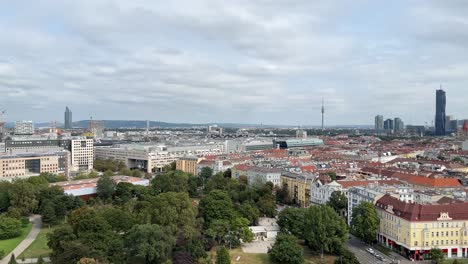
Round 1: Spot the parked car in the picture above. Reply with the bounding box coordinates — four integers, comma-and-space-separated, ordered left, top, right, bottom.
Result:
366, 248, 374, 254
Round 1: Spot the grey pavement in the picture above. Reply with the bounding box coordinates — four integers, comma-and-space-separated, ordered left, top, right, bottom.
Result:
0, 215, 42, 264
346, 235, 430, 264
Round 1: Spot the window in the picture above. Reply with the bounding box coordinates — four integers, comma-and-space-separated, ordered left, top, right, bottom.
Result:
441, 240, 444, 245
432, 241, 434, 246
414, 241, 418, 246
432, 232, 434, 237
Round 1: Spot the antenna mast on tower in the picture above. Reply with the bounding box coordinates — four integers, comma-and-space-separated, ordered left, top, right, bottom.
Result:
321, 98, 325, 131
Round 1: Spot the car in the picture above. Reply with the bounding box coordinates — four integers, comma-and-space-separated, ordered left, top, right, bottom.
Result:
377, 255, 385, 261
366, 248, 374, 254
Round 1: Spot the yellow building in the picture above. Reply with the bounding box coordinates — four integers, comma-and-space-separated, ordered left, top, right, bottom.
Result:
376, 194, 468, 260
280, 172, 317, 208
176, 156, 199, 175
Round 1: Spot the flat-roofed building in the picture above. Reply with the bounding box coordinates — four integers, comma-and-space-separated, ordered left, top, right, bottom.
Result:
274, 138, 324, 149
176, 156, 199, 175
0, 152, 69, 181
281, 172, 318, 207
95, 143, 224, 173
51, 175, 149, 200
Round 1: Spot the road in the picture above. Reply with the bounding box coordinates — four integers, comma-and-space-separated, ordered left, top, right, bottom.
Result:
346, 235, 430, 264
0, 215, 42, 264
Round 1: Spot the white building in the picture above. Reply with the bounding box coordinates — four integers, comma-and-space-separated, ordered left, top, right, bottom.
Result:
95, 143, 225, 173
70, 139, 94, 172
347, 185, 415, 225
310, 180, 343, 205
14, 121, 34, 135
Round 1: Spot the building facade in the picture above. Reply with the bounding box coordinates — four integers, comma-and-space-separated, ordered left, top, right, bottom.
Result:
384, 119, 394, 131
14, 121, 34, 135
281, 172, 317, 207
70, 139, 94, 172
176, 156, 199, 175
394, 118, 404, 132
376, 194, 468, 260
64, 106, 72, 129
375, 115, 384, 131
95, 143, 224, 173
435, 89, 446, 136
0, 152, 68, 180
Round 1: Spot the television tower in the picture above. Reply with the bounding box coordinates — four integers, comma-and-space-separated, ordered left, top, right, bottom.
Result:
321, 98, 325, 131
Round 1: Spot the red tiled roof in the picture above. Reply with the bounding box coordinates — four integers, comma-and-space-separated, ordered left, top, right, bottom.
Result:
300, 165, 317, 172
233, 164, 250, 171
376, 194, 468, 221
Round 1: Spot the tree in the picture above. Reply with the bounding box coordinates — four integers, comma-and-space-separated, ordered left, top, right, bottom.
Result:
8, 254, 17, 264
149, 192, 197, 238
200, 167, 214, 183
304, 205, 348, 255
76, 258, 97, 264
277, 208, 306, 239
216, 246, 231, 264
452, 156, 464, 163
152, 171, 189, 194
0, 215, 22, 239
132, 169, 142, 178
429, 248, 444, 264
237, 202, 260, 225
335, 248, 359, 264
257, 194, 276, 217
351, 202, 379, 244
125, 224, 176, 264
199, 190, 235, 227
327, 191, 348, 216
96, 175, 116, 200
275, 184, 291, 205
98, 207, 135, 233
0, 181, 12, 213
326, 172, 337, 181
40, 201, 57, 224
8, 181, 39, 216
269, 234, 304, 264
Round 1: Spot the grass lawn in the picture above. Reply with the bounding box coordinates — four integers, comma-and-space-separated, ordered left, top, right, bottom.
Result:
443, 259, 468, 264
18, 226, 56, 259
0, 223, 33, 258
209, 247, 337, 264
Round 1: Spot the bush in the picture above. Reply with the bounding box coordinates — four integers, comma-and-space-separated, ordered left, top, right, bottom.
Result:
20, 217, 30, 228
0, 215, 22, 239
336, 248, 359, 264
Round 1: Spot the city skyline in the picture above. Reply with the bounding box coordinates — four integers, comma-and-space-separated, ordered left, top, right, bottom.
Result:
1, 1, 468, 125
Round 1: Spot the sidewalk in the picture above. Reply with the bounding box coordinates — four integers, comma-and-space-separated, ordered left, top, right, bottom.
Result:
0, 215, 42, 264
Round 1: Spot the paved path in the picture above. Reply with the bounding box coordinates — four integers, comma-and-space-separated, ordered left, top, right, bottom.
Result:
16, 257, 50, 263
0, 215, 42, 264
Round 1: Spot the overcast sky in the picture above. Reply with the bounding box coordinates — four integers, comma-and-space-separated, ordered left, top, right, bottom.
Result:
0, 1, 467, 125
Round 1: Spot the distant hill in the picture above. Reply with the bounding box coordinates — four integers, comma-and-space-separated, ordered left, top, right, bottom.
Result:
6, 120, 372, 129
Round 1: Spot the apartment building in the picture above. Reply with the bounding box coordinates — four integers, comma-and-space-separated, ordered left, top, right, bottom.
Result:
280, 172, 317, 208
176, 156, 199, 175
376, 194, 468, 260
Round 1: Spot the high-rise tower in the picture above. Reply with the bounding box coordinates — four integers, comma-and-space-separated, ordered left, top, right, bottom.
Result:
375, 115, 384, 131
435, 87, 446, 136
64, 106, 72, 129
321, 98, 325, 131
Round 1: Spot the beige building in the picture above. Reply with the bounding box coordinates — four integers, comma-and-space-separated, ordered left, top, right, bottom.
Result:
377, 194, 468, 260
176, 156, 199, 175
0, 152, 68, 180
280, 172, 317, 208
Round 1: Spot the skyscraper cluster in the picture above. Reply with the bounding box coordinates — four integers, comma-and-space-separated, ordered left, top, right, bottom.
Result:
374, 115, 404, 133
